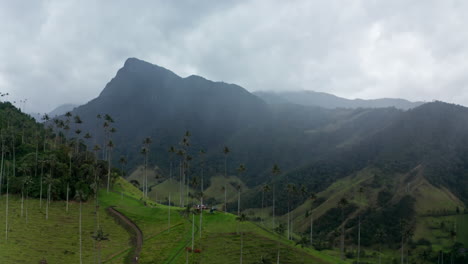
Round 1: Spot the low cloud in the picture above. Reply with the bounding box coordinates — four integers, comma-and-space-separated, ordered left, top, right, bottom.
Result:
1, 0, 467, 113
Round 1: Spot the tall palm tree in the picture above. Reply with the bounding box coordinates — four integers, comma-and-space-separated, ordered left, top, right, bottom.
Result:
74, 129, 82, 154
142, 137, 152, 197
41, 114, 50, 151
357, 187, 364, 264
309, 192, 317, 246
168, 146, 175, 181
261, 184, 270, 225
199, 149, 206, 193
271, 164, 281, 227
236, 213, 248, 264
4, 161, 10, 242
75, 189, 87, 264
83, 132, 92, 161
106, 140, 114, 193
286, 183, 297, 240
223, 146, 230, 213
23, 176, 33, 224
236, 164, 246, 216
44, 174, 55, 220
176, 149, 185, 206
66, 150, 72, 212
119, 156, 127, 177
338, 198, 349, 261
375, 228, 386, 264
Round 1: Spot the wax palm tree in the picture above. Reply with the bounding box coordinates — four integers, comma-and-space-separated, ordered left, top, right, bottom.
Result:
399, 220, 413, 264
271, 164, 281, 227
142, 137, 152, 197
119, 156, 127, 177
261, 184, 271, 225
168, 146, 175, 181
22, 175, 33, 223
83, 132, 92, 160
106, 140, 114, 193
75, 188, 87, 264
17, 163, 31, 218
375, 228, 386, 264
338, 198, 349, 261
66, 151, 73, 212
74, 115, 83, 153
236, 213, 248, 264
236, 164, 246, 216
74, 129, 82, 154
223, 146, 230, 213
199, 149, 206, 192
92, 227, 109, 264
44, 174, 55, 220
286, 183, 297, 240
41, 114, 50, 151
357, 187, 364, 264
176, 149, 185, 206
4, 160, 10, 241
309, 192, 317, 246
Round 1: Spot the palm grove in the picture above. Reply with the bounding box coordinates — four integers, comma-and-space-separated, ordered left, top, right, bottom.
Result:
0, 98, 466, 264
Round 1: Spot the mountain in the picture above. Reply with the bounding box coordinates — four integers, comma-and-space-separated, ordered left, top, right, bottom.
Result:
49, 103, 78, 117
29, 103, 78, 122
255, 90, 424, 110
68, 58, 270, 168
59, 58, 467, 205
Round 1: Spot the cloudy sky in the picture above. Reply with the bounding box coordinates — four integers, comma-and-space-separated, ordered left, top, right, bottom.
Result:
1, 0, 468, 113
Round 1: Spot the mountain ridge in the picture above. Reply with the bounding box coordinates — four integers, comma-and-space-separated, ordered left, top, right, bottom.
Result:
255, 90, 424, 110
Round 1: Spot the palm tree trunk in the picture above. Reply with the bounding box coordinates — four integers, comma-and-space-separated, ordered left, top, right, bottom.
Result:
238, 190, 241, 216
287, 198, 290, 240
25, 189, 29, 224
341, 208, 345, 260
40, 161, 44, 208
168, 194, 171, 232
0, 138, 4, 196
401, 235, 404, 264
66, 183, 69, 212
224, 156, 227, 214
261, 190, 264, 225
378, 243, 382, 264
5, 168, 9, 242
310, 214, 314, 246
199, 196, 203, 238
240, 231, 243, 264
179, 161, 182, 206
46, 184, 50, 220
191, 213, 195, 251
21, 188, 24, 217
358, 215, 361, 264
79, 200, 83, 264
107, 148, 111, 193
276, 249, 280, 264
272, 186, 276, 227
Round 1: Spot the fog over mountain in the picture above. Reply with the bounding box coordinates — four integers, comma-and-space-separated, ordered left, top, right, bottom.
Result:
55, 58, 468, 208
255, 90, 424, 110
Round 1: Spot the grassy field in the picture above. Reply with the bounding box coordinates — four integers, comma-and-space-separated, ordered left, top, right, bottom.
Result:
104, 177, 347, 264
0, 195, 130, 264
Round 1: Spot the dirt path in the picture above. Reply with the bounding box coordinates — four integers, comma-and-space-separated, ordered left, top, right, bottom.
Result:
107, 207, 143, 264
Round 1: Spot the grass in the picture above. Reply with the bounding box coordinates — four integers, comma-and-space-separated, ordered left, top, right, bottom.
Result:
103, 177, 346, 263
0, 195, 130, 264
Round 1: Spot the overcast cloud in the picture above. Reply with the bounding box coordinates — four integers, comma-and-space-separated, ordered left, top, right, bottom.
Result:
1, 0, 468, 113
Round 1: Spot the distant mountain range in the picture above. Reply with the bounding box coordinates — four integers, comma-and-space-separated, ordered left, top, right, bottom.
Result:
29, 103, 78, 121
254, 90, 424, 110
55, 58, 467, 211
